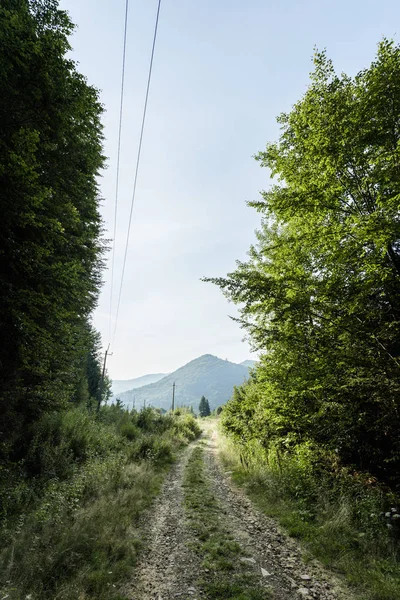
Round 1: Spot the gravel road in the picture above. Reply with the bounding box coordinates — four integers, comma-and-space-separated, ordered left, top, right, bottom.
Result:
125, 427, 353, 600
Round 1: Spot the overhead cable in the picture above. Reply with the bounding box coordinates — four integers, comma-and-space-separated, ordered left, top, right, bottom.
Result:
108, 0, 130, 345
112, 0, 162, 347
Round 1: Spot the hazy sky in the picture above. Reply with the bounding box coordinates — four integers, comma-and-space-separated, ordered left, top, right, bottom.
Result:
60, 0, 399, 380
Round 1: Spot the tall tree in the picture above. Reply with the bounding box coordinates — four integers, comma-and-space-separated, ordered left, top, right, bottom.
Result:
206, 40, 400, 485
0, 0, 106, 456
199, 396, 211, 417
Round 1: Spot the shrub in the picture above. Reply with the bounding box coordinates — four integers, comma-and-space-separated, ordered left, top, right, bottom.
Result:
119, 421, 138, 441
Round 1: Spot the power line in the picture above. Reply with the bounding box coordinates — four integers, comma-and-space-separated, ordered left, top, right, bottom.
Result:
108, 0, 130, 344
112, 0, 162, 347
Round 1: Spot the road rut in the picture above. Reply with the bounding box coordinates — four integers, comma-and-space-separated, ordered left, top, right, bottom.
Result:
125, 429, 353, 600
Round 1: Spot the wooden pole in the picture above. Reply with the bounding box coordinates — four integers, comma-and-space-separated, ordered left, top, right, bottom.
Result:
97, 344, 110, 413
172, 381, 176, 411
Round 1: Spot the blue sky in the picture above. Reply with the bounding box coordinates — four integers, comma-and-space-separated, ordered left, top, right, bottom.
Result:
60, 0, 400, 379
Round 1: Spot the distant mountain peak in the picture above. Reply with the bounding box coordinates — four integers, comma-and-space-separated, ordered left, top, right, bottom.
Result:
117, 354, 251, 411
187, 353, 219, 362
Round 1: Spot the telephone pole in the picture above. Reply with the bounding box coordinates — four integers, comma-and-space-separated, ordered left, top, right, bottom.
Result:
97, 344, 110, 413
171, 382, 176, 412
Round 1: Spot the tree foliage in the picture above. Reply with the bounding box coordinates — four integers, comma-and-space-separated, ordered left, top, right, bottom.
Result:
0, 0, 106, 458
199, 396, 211, 417
207, 40, 400, 487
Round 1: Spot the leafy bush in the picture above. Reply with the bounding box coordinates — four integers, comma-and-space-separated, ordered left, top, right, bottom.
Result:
26, 409, 123, 477
119, 421, 138, 441
173, 412, 201, 441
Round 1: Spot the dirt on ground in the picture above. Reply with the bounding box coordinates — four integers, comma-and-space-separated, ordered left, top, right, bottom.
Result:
124, 426, 354, 600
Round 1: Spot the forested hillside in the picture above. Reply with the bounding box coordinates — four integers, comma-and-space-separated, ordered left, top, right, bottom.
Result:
206, 40, 400, 598
118, 354, 250, 411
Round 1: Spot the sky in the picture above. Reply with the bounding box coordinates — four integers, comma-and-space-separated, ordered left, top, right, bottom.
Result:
59, 0, 400, 380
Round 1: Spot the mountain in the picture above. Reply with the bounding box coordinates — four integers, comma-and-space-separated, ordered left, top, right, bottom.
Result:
240, 360, 256, 369
118, 354, 250, 411
111, 373, 167, 398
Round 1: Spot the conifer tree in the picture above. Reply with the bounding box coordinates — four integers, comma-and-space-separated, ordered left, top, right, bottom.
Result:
199, 396, 211, 417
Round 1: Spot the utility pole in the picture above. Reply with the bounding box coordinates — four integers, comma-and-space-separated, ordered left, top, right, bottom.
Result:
171, 382, 176, 412
97, 344, 110, 414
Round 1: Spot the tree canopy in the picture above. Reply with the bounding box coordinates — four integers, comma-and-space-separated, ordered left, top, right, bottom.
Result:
207, 40, 400, 487
0, 0, 106, 457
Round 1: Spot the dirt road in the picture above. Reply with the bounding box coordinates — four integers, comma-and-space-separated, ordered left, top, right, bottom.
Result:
125, 426, 352, 600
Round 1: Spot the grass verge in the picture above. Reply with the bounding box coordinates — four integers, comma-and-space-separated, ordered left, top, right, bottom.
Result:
218, 433, 400, 600
183, 443, 272, 600
0, 406, 201, 600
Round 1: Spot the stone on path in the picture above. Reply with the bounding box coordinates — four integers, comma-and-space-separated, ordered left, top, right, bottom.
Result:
261, 567, 272, 577
240, 556, 256, 564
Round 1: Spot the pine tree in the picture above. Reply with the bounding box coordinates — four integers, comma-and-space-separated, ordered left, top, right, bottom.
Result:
199, 396, 211, 417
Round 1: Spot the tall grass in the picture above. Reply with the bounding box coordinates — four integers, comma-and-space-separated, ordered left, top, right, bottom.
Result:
0, 405, 200, 599
218, 431, 400, 600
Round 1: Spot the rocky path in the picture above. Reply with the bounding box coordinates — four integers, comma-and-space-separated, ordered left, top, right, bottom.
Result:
203, 429, 350, 600
125, 427, 353, 600
125, 443, 202, 600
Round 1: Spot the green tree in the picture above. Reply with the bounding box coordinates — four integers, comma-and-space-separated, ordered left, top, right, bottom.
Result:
0, 0, 105, 457
206, 40, 400, 486
199, 396, 211, 417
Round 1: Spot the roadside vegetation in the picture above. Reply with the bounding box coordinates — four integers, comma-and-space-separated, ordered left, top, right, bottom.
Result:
2, 1, 400, 598
0, 405, 200, 599
206, 40, 400, 600
183, 443, 271, 600
219, 430, 400, 600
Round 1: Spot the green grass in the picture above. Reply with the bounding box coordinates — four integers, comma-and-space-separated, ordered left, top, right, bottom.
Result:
1, 459, 163, 600
0, 406, 201, 600
219, 435, 400, 600
183, 443, 272, 600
